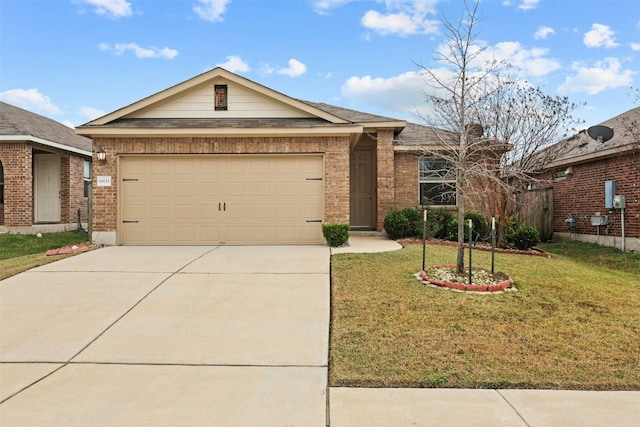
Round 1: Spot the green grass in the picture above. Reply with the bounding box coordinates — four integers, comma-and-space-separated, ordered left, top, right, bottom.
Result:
329, 241, 640, 390
0, 232, 89, 280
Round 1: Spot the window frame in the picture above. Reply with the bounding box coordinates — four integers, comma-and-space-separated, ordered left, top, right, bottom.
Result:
83, 160, 91, 198
418, 157, 457, 206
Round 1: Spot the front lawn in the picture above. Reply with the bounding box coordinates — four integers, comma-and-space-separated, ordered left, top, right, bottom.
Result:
329, 242, 640, 390
0, 232, 89, 281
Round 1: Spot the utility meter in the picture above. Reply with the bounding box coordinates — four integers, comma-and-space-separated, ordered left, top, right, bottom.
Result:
613, 195, 626, 209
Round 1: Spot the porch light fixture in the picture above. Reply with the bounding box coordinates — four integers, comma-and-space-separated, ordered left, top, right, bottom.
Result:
96, 147, 107, 163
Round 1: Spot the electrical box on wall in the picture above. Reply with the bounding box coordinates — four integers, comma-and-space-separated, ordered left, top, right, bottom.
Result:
605, 180, 616, 209
613, 195, 626, 209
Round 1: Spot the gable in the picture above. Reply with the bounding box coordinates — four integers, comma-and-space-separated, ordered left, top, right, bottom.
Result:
132, 77, 315, 120
82, 68, 350, 127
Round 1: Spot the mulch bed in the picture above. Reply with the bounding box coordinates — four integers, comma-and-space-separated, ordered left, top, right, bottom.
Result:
398, 237, 549, 258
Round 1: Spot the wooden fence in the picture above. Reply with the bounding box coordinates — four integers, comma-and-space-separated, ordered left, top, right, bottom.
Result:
516, 187, 554, 241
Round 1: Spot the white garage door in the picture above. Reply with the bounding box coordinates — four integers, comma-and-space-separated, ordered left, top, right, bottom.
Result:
119, 155, 324, 245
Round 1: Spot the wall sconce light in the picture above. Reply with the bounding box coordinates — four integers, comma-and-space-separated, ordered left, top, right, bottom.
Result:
96, 147, 107, 163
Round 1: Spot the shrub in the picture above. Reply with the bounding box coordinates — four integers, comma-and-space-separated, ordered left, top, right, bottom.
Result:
401, 208, 423, 237
431, 208, 454, 239
322, 223, 350, 247
384, 209, 412, 240
446, 211, 489, 243
510, 225, 540, 250
465, 210, 489, 240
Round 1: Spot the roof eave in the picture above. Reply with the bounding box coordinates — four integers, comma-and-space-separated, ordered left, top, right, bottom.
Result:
0, 135, 92, 157
75, 125, 364, 138
546, 143, 638, 169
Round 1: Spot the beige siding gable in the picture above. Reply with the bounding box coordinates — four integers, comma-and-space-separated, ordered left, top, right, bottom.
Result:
132, 79, 314, 120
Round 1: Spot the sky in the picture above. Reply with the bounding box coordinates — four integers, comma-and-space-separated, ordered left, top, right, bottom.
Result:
1, 0, 639, 135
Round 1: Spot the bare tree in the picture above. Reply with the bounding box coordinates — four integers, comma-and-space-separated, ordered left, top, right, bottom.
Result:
412, 0, 582, 271
471, 81, 584, 245
414, 0, 506, 273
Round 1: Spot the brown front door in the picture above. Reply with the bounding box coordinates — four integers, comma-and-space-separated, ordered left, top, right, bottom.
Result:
350, 150, 374, 229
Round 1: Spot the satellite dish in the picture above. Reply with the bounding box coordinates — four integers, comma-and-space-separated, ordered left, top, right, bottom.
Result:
587, 125, 614, 143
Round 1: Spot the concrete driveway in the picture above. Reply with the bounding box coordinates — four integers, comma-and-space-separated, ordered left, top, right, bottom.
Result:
0, 245, 330, 426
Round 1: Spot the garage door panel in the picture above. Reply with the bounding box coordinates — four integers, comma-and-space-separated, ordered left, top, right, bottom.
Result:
149, 182, 170, 197
175, 204, 196, 220
120, 155, 324, 245
149, 204, 170, 220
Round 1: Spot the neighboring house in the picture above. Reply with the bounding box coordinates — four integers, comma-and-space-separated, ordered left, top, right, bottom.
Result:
0, 102, 92, 234
76, 68, 458, 246
537, 106, 639, 252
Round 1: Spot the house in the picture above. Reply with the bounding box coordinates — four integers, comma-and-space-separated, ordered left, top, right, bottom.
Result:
539, 106, 639, 252
0, 102, 92, 234
76, 68, 456, 246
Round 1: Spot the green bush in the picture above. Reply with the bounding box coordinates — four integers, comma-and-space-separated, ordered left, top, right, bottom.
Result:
384, 209, 412, 240
510, 225, 540, 250
445, 211, 489, 243
322, 223, 350, 247
401, 208, 423, 237
465, 210, 489, 240
431, 208, 454, 239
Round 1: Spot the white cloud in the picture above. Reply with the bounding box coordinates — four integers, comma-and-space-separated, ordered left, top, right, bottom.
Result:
79, 106, 106, 120
276, 59, 307, 77
311, 0, 353, 15
0, 88, 62, 115
518, 0, 540, 10
62, 120, 76, 128
631, 42, 640, 51
215, 55, 249, 72
534, 26, 555, 40
584, 23, 619, 48
99, 42, 178, 59
341, 71, 430, 117
435, 40, 561, 78
558, 57, 634, 95
488, 42, 561, 77
193, 0, 229, 23
361, 0, 439, 36
81, 0, 132, 19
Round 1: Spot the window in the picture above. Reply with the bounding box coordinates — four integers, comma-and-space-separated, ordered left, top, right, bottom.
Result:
214, 85, 228, 111
83, 160, 91, 198
419, 157, 456, 206
0, 161, 4, 203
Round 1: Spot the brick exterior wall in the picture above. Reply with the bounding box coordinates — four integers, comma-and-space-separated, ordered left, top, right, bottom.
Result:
0, 143, 33, 227
551, 151, 639, 242
376, 130, 395, 230
91, 136, 350, 234
394, 152, 419, 208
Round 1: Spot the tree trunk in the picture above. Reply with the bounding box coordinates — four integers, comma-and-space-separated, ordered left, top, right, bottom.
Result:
456, 168, 465, 274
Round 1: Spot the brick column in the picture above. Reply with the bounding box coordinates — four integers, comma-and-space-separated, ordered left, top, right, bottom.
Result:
324, 136, 350, 224
376, 129, 395, 230
60, 155, 70, 223
0, 143, 33, 227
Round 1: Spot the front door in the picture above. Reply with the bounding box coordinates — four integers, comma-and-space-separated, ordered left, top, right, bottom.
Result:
35, 154, 61, 223
350, 150, 374, 229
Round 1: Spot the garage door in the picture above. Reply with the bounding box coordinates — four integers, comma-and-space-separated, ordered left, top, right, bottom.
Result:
119, 155, 324, 245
